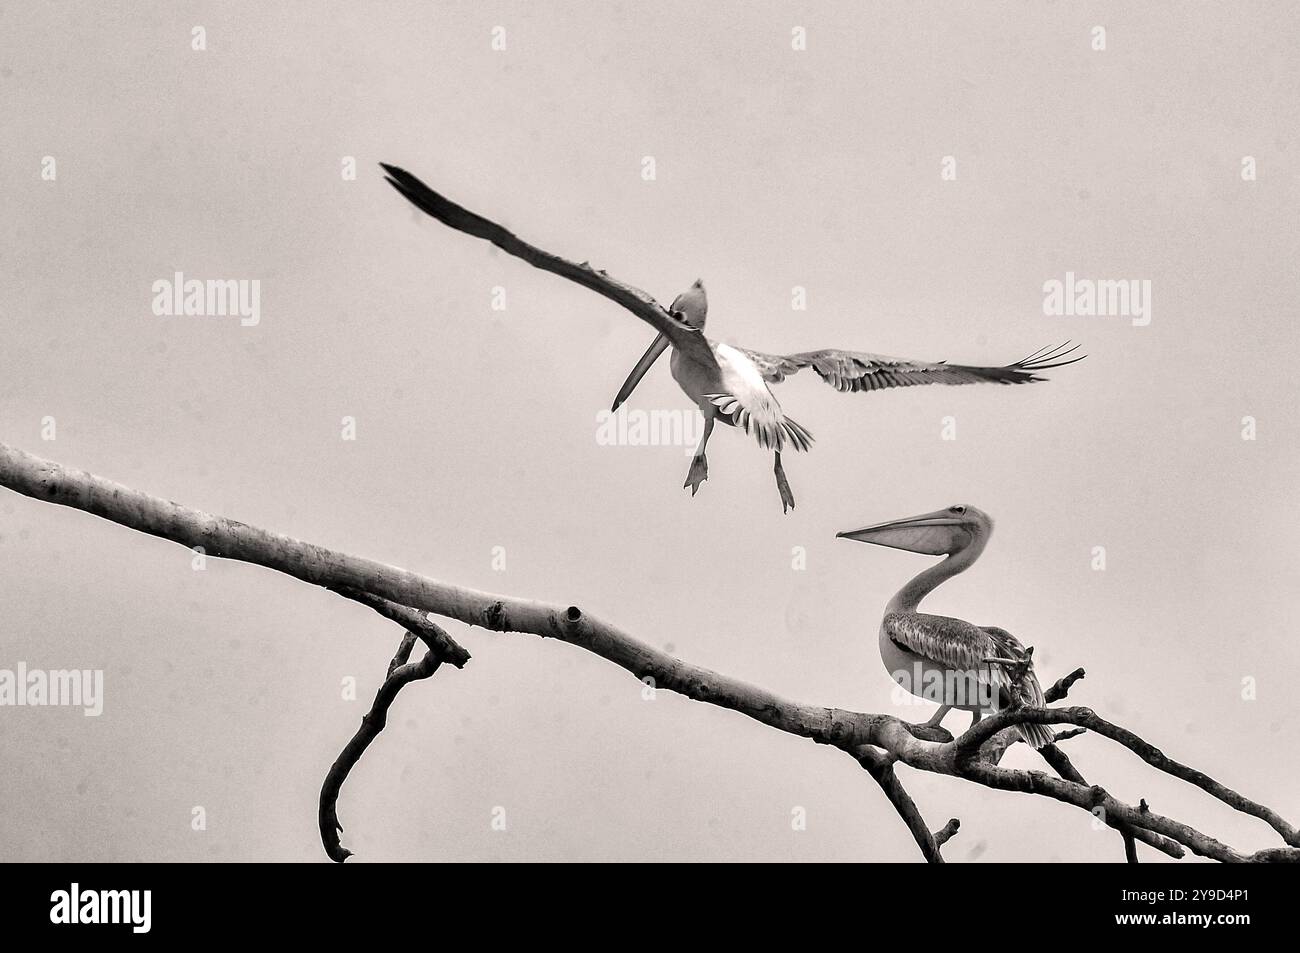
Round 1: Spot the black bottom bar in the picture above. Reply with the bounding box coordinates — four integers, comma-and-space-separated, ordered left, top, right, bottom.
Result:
0, 860, 1285, 939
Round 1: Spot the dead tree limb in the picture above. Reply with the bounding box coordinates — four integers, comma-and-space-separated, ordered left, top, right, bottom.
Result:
330, 586, 470, 668
1034, 666, 1147, 861
933, 818, 961, 848
2, 441, 1297, 863
1045, 667, 1087, 702
319, 630, 444, 862
957, 705, 1300, 851
856, 747, 957, 863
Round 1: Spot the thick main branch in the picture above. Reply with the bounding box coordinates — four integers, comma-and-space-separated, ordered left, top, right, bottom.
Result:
2, 441, 1295, 863
0, 443, 863, 745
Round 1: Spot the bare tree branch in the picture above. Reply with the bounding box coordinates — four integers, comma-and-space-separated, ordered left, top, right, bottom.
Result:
933, 818, 961, 847
1123, 828, 1140, 864
1013, 663, 1149, 860
956, 705, 1300, 848
1052, 727, 1087, 743
3, 441, 1296, 863
1036, 742, 1165, 860
1045, 667, 1087, 703
319, 629, 444, 862
856, 747, 955, 863
331, 586, 471, 668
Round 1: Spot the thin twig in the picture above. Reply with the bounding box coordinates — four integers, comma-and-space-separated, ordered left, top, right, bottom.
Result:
319, 631, 444, 862
933, 818, 961, 848
1044, 668, 1087, 703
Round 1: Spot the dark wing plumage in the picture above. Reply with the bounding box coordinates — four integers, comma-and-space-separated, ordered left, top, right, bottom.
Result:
380, 163, 719, 372
733, 342, 1083, 392
885, 612, 1004, 674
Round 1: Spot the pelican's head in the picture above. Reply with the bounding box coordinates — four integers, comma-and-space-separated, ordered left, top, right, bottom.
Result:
672, 279, 708, 330
836, 504, 993, 556
609, 279, 708, 413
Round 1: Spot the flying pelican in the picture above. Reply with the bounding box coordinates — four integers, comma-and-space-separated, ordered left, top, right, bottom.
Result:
611, 282, 1082, 512
380, 164, 1083, 511
837, 504, 1057, 749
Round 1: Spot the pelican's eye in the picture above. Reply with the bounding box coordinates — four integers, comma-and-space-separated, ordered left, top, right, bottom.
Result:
949, 505, 966, 515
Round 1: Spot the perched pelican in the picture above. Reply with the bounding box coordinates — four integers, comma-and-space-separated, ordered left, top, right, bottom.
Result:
837, 505, 1056, 749
380, 164, 1083, 511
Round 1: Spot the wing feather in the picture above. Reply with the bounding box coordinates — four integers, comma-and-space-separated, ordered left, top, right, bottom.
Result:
885, 613, 997, 673
733, 342, 1084, 392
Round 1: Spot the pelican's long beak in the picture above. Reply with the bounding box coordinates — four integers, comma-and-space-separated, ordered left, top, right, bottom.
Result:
611, 332, 670, 412
836, 509, 964, 556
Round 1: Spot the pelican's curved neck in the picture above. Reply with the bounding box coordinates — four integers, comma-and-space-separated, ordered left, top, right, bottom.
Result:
886, 541, 984, 613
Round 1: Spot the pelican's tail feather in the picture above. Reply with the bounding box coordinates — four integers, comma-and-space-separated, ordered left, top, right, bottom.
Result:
1013, 668, 1056, 749
781, 416, 814, 453
704, 393, 780, 451
1017, 720, 1057, 750
704, 394, 815, 454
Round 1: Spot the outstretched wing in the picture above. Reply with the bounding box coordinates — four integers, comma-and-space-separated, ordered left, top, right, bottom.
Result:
380, 163, 719, 372
733, 342, 1083, 392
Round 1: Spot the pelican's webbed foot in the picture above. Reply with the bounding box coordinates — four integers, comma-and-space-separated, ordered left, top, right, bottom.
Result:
774, 451, 795, 513
905, 722, 954, 743
904, 704, 955, 742
683, 454, 708, 497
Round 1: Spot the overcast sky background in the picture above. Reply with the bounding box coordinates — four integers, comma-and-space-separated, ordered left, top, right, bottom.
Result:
2, 2, 1298, 862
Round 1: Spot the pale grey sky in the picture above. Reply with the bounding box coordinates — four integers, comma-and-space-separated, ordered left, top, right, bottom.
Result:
2, 2, 1297, 861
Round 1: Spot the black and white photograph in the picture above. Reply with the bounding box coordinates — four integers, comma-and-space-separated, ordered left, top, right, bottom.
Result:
1, 1, 1295, 934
